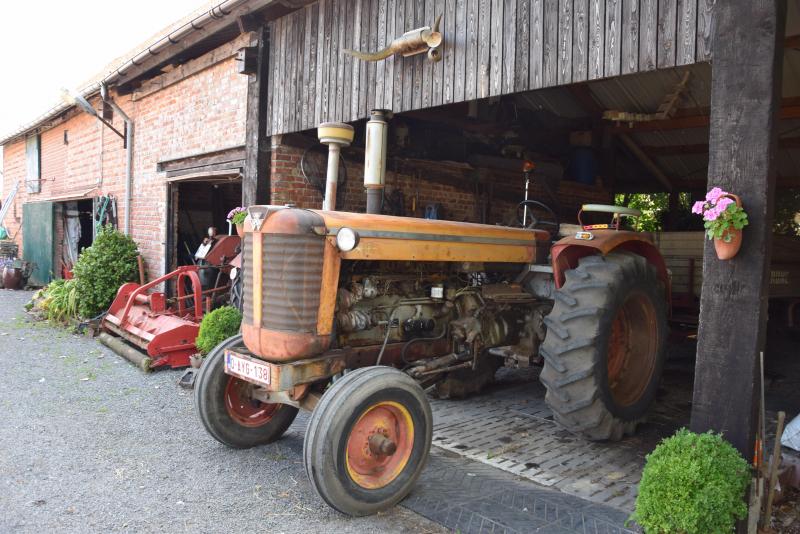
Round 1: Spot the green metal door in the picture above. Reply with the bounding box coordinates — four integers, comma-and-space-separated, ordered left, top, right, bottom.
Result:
22, 202, 54, 286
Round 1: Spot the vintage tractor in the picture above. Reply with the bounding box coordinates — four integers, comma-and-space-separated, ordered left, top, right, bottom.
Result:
194, 200, 669, 515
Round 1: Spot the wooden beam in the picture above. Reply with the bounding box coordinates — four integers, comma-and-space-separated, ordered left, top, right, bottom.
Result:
608, 98, 800, 133
157, 145, 246, 172
243, 26, 271, 206
618, 133, 673, 191
132, 33, 256, 101
641, 136, 800, 157
675, 175, 800, 190
237, 14, 261, 34
690, 0, 785, 460
113, 1, 277, 88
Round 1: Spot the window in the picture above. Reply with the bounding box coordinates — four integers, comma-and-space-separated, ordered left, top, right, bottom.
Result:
25, 134, 41, 193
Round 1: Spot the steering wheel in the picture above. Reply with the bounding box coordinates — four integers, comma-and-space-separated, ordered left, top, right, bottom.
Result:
517, 200, 560, 237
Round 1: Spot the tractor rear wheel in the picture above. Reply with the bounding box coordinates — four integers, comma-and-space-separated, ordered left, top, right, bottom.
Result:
539, 252, 667, 441
303, 366, 432, 516
195, 334, 298, 448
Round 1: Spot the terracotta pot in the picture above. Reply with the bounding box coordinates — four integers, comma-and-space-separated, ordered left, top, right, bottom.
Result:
235, 223, 244, 238
2, 266, 22, 290
713, 194, 743, 260
714, 228, 743, 260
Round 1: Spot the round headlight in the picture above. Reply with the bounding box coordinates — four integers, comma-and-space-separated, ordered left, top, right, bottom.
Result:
229, 266, 238, 280
336, 227, 360, 252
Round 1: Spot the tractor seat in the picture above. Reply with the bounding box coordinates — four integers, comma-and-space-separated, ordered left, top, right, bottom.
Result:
557, 223, 583, 238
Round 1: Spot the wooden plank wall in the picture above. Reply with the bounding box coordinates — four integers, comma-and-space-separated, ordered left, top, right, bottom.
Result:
267, 0, 708, 135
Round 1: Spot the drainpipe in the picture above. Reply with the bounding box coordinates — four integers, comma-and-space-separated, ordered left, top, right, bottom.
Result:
100, 84, 134, 235
364, 110, 390, 214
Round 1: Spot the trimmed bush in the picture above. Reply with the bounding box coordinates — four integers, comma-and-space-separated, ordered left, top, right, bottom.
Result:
631, 428, 750, 534
195, 306, 242, 355
72, 225, 140, 318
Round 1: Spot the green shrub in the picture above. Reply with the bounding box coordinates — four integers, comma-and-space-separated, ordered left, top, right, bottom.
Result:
72, 225, 140, 318
195, 306, 242, 355
34, 278, 79, 323
631, 428, 750, 534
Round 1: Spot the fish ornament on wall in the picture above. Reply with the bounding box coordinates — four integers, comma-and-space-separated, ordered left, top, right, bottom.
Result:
343, 15, 443, 62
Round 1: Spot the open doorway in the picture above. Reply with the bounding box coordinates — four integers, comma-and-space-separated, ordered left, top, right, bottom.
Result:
170, 179, 242, 269
60, 198, 94, 278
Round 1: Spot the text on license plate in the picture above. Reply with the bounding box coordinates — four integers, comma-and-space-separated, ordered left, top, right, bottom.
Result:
224, 351, 271, 386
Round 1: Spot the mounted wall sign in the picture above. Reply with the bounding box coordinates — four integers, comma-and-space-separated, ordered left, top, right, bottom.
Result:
343, 15, 443, 62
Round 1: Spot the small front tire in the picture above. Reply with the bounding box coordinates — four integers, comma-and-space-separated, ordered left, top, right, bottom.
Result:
194, 334, 298, 448
303, 366, 432, 516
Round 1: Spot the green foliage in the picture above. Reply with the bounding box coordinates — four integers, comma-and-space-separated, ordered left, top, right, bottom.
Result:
195, 306, 242, 355
704, 203, 749, 241
614, 193, 670, 232
72, 225, 140, 318
773, 188, 800, 236
227, 207, 247, 225
34, 278, 79, 323
631, 429, 750, 534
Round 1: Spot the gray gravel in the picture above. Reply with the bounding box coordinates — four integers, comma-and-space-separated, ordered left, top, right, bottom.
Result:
0, 290, 446, 533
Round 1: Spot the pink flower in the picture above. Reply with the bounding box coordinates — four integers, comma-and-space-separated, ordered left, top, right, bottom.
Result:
692, 201, 706, 215
704, 205, 722, 221
706, 187, 726, 203
715, 197, 734, 213
227, 206, 245, 220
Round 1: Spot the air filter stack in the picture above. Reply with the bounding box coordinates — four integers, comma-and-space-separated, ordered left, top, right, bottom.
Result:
318, 122, 354, 211
364, 110, 390, 214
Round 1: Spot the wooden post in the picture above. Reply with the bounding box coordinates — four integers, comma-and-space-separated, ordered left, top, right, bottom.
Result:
690, 0, 786, 459
243, 25, 271, 207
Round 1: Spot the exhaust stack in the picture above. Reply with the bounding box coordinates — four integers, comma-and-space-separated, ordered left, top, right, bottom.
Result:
364, 110, 390, 214
317, 122, 354, 211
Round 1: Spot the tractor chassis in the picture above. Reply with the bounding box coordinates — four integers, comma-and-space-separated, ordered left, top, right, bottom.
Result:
222, 341, 470, 409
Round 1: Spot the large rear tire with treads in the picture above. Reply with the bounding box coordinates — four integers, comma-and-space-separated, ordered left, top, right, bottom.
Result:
539, 252, 667, 441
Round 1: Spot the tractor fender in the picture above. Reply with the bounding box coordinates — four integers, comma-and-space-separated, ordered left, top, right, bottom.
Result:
550, 231, 670, 296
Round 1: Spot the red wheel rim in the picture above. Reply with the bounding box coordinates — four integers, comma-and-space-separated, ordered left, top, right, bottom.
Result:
607, 291, 659, 407
345, 401, 415, 490
224, 376, 278, 427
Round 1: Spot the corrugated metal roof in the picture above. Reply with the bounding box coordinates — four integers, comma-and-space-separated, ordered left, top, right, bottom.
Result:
589, 63, 712, 112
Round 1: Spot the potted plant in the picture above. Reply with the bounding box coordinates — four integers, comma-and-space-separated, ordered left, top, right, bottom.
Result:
692, 187, 749, 260
227, 207, 248, 237
630, 429, 750, 534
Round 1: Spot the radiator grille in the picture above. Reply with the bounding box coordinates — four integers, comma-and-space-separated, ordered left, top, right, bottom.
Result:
242, 232, 325, 332
242, 233, 254, 325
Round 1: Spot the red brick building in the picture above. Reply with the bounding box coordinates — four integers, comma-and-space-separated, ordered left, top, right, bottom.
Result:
1, 27, 252, 284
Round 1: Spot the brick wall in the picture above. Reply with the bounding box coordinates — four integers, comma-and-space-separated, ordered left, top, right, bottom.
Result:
2, 48, 249, 281
128, 55, 248, 278
269, 141, 611, 225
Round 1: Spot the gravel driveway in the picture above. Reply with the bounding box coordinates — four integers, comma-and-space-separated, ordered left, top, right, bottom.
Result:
0, 290, 445, 533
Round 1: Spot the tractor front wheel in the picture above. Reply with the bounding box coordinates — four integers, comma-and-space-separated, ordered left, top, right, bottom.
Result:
539, 252, 667, 441
194, 334, 298, 448
303, 366, 432, 516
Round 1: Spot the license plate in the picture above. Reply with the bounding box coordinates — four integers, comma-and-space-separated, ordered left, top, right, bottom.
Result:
224, 350, 271, 386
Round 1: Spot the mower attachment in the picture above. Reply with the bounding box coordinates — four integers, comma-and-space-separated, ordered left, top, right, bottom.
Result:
102, 266, 222, 369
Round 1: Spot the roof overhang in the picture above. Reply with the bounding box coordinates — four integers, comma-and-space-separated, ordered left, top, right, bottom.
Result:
0, 0, 305, 147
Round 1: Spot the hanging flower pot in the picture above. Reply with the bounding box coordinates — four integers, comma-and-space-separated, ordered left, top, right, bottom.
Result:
714, 226, 743, 260
692, 189, 749, 260
227, 206, 247, 238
